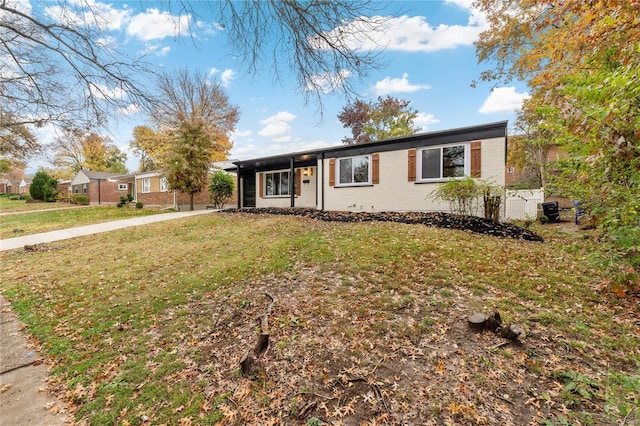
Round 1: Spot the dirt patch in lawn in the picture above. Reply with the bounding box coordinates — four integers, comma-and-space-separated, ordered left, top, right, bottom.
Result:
146, 265, 633, 425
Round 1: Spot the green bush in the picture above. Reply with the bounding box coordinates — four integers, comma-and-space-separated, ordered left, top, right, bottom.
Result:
209, 170, 235, 209
135, 202, 143, 209
72, 195, 89, 205
431, 177, 481, 216
30, 170, 58, 201
8, 195, 21, 201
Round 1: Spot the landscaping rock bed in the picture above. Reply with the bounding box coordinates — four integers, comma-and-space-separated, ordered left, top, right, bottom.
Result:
226, 207, 544, 242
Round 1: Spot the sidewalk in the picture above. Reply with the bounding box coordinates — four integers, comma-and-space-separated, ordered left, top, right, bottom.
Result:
0, 296, 70, 425
0, 209, 215, 251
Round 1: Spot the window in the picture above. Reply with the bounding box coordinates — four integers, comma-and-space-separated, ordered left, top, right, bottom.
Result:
160, 177, 168, 192
141, 178, 151, 193
265, 171, 290, 196
418, 145, 467, 181
118, 183, 128, 191
337, 155, 370, 186
82, 183, 87, 194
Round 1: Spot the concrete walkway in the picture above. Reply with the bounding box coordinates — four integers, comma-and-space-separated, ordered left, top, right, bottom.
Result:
1, 296, 70, 425
0, 209, 215, 251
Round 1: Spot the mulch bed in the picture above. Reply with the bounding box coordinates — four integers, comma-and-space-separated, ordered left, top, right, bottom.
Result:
225, 207, 544, 242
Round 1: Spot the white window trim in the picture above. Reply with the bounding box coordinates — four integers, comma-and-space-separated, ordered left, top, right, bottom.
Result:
335, 154, 372, 187
118, 183, 128, 191
264, 170, 291, 197
141, 178, 151, 193
160, 177, 168, 192
416, 143, 469, 183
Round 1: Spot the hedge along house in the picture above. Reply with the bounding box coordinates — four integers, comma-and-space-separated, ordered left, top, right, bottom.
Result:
232, 121, 507, 214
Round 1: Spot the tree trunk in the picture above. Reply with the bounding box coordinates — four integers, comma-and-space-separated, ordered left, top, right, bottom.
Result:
190, 193, 194, 211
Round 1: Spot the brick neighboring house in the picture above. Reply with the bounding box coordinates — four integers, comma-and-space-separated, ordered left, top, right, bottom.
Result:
115, 166, 238, 210
69, 170, 132, 204
0, 179, 11, 193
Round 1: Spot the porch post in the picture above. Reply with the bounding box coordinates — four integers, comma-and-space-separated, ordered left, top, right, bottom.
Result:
236, 165, 241, 209
290, 157, 295, 208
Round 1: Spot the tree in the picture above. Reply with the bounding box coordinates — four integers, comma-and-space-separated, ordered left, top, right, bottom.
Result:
0, 110, 41, 163
475, 0, 640, 282
0, 1, 151, 131
338, 96, 420, 144
150, 70, 239, 210
130, 126, 167, 172
214, 1, 388, 109
29, 170, 58, 201
209, 170, 235, 209
507, 105, 561, 189
51, 128, 128, 176
1, 0, 386, 146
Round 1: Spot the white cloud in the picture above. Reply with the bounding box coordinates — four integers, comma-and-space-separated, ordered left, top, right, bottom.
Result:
208, 68, 235, 87
372, 73, 431, 96
46, 1, 130, 31
117, 103, 140, 116
126, 9, 190, 41
220, 69, 235, 87
306, 69, 352, 94
144, 43, 171, 57
414, 112, 440, 131
258, 111, 296, 137
318, 12, 487, 53
89, 83, 126, 100
479, 86, 530, 114
231, 129, 253, 138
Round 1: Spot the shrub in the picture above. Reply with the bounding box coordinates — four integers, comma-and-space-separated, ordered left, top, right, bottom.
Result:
71, 195, 89, 205
29, 170, 58, 201
117, 202, 124, 208
135, 202, 143, 209
431, 177, 481, 216
209, 170, 235, 209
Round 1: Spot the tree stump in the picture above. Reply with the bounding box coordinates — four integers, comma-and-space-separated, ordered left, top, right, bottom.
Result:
240, 292, 275, 377
500, 324, 524, 341
468, 313, 489, 331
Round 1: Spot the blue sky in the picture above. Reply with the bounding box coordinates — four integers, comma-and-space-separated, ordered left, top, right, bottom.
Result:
29, 0, 529, 174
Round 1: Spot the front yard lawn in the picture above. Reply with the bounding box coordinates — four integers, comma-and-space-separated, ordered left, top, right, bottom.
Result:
0, 205, 167, 239
0, 212, 637, 425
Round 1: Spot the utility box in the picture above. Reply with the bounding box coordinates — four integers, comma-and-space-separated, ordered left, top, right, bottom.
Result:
540, 201, 561, 223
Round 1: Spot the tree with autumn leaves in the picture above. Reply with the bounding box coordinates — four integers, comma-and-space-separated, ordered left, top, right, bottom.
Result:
135, 70, 239, 211
338, 96, 420, 144
475, 0, 639, 285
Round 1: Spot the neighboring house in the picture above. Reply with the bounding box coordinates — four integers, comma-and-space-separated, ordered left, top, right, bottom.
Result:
0, 179, 11, 193
69, 170, 131, 204
18, 177, 32, 194
231, 121, 507, 214
115, 165, 238, 210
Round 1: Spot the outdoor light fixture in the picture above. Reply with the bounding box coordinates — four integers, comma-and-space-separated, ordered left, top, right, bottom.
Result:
303, 167, 313, 176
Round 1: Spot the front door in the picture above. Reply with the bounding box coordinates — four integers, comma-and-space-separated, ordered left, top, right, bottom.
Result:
242, 175, 256, 207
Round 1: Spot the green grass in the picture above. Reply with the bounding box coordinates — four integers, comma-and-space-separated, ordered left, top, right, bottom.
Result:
0, 205, 166, 238
0, 213, 637, 425
0, 196, 80, 212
